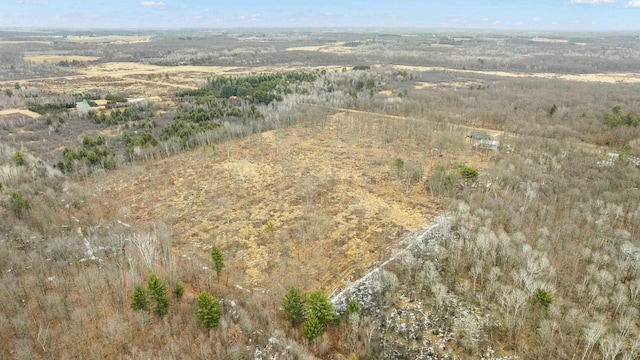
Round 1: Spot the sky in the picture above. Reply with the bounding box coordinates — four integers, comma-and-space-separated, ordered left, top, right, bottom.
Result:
1, 0, 640, 30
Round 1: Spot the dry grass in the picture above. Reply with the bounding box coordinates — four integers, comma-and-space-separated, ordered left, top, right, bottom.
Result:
65, 35, 152, 44
0, 109, 41, 118
285, 42, 354, 54
413, 80, 482, 89
86, 110, 490, 294
395, 65, 640, 84
0, 62, 345, 100
24, 55, 100, 63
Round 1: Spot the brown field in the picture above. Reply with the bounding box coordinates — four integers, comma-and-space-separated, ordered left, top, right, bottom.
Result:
0, 40, 53, 45
65, 35, 152, 44
414, 80, 482, 89
395, 65, 640, 84
4, 59, 638, 107
88, 110, 489, 292
0, 62, 346, 100
285, 42, 354, 54
24, 55, 100, 63
0, 108, 41, 118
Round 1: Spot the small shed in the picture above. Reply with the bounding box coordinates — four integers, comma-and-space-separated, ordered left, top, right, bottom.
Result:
469, 131, 489, 140
76, 101, 91, 114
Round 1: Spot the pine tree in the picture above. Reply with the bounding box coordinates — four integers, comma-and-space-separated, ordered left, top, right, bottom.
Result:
147, 273, 169, 317
281, 286, 305, 326
210, 245, 225, 281
305, 290, 335, 328
173, 284, 185, 299
304, 314, 322, 345
196, 291, 221, 334
131, 284, 149, 311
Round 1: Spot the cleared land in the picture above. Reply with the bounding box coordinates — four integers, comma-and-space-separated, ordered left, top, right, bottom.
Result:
0, 108, 41, 118
285, 42, 354, 54
395, 65, 640, 84
24, 55, 100, 63
88, 110, 489, 291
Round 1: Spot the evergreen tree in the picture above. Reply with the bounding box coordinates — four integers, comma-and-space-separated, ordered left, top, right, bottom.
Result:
281, 286, 305, 326
305, 290, 335, 328
131, 284, 149, 311
173, 284, 185, 299
304, 314, 322, 345
147, 273, 169, 317
210, 245, 225, 281
532, 288, 554, 317
196, 291, 221, 334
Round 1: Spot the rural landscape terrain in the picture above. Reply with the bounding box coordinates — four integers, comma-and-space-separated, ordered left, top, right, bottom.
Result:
1, 28, 640, 359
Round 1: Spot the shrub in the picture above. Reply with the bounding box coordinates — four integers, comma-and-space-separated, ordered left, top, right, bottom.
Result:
9, 191, 31, 216
173, 284, 185, 299
460, 166, 478, 182
12, 151, 26, 166
531, 288, 553, 317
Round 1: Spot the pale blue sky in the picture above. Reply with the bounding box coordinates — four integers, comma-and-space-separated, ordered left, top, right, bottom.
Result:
1, 0, 640, 30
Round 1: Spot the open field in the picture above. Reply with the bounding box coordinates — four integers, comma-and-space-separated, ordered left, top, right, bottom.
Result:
286, 42, 354, 54
65, 35, 152, 44
395, 65, 640, 84
24, 55, 100, 63
88, 110, 488, 291
0, 108, 41, 118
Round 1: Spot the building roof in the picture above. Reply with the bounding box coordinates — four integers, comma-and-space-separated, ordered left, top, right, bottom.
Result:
477, 139, 500, 150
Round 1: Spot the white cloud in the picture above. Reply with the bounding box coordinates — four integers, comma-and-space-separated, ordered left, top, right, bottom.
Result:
626, 0, 640, 6
569, 0, 616, 3
140, 1, 166, 9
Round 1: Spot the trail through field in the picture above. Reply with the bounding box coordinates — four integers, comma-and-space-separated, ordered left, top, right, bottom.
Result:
330, 220, 444, 303
311, 104, 505, 135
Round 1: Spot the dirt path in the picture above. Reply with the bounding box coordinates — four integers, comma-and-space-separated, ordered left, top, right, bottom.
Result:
331, 220, 443, 303
310, 104, 505, 137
